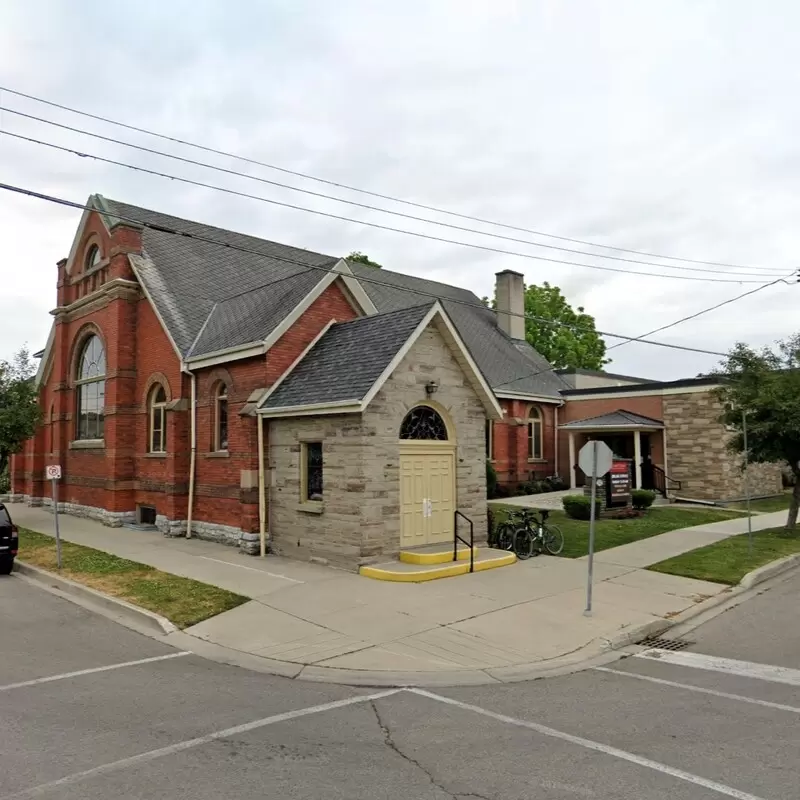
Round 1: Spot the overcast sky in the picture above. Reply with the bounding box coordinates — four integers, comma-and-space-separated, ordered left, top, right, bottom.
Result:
1, 1, 797, 379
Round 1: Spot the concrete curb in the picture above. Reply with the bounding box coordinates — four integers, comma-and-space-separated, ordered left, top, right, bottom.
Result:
14, 560, 178, 636
739, 553, 800, 588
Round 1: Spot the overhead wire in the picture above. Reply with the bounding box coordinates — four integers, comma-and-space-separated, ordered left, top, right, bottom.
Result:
0, 104, 787, 279
0, 129, 773, 286
0, 181, 734, 358
0, 84, 786, 274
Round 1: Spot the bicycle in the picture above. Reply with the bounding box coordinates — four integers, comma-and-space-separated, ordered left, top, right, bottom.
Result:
511, 508, 564, 559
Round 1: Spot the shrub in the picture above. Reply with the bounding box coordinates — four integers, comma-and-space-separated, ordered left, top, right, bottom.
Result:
487, 506, 496, 545
605, 506, 643, 520
631, 489, 656, 510
516, 481, 535, 496
486, 460, 498, 499
548, 475, 567, 491
0, 465, 8, 494
562, 494, 601, 520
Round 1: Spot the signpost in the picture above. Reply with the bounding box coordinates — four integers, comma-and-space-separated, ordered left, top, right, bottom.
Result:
608, 459, 632, 506
578, 441, 613, 616
45, 465, 62, 569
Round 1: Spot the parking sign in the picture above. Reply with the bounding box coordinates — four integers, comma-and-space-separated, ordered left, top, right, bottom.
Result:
45, 465, 62, 480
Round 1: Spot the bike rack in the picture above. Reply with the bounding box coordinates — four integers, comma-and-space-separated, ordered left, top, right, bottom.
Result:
453, 510, 474, 573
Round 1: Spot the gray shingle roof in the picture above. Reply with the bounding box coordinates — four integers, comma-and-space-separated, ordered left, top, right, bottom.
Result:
99, 196, 566, 398
262, 304, 433, 409
560, 410, 664, 429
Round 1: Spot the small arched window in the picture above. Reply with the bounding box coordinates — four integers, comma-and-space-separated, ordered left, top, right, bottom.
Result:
76, 335, 106, 440
149, 385, 167, 453
214, 384, 229, 451
527, 406, 543, 460
85, 244, 102, 270
399, 406, 448, 441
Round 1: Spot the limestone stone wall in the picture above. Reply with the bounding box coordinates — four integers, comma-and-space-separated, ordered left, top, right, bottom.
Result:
269, 414, 367, 569
663, 391, 783, 501
268, 322, 489, 570
360, 325, 488, 560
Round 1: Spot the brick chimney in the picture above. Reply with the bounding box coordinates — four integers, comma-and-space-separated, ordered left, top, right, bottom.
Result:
495, 269, 525, 340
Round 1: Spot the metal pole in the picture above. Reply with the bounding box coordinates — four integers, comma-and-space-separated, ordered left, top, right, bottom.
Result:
742, 410, 753, 556
53, 478, 62, 570
584, 442, 598, 616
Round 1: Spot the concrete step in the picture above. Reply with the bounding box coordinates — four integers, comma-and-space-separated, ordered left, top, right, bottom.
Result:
399, 543, 478, 565
360, 548, 516, 582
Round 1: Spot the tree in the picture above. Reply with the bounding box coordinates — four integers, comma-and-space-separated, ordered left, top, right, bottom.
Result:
715, 335, 800, 531
0, 348, 41, 481
346, 251, 382, 268
523, 283, 608, 370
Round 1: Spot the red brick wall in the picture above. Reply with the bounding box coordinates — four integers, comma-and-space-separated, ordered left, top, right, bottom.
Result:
558, 394, 666, 486
490, 399, 559, 488
16, 259, 377, 535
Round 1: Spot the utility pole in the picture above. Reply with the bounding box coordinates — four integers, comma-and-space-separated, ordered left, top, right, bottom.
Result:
742, 410, 753, 556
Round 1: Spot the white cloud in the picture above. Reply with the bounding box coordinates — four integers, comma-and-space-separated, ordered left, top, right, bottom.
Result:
1, 0, 798, 378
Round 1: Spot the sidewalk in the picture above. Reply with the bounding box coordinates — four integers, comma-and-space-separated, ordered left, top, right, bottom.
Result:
9, 505, 789, 685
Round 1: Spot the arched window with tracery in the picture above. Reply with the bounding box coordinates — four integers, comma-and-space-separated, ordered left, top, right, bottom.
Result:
76, 335, 106, 440
399, 406, 449, 441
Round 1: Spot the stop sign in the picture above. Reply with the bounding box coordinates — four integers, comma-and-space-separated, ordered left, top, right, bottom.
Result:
578, 440, 613, 478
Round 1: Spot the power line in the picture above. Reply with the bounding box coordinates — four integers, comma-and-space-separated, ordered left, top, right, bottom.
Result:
0, 181, 732, 358
0, 104, 787, 280
606, 275, 796, 353
1, 84, 783, 274
0, 129, 772, 287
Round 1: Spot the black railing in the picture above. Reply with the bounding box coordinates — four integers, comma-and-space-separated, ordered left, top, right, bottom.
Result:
651, 464, 682, 497
454, 510, 475, 573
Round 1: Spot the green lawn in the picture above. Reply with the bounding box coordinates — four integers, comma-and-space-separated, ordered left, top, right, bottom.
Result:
728, 492, 793, 514
649, 526, 800, 584
18, 528, 248, 628
490, 504, 740, 559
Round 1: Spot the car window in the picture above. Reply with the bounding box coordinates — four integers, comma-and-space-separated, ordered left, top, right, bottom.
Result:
0, 507, 11, 526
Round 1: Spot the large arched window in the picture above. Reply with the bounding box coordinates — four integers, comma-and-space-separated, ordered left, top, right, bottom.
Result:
214, 383, 229, 451
399, 406, 448, 440
149, 385, 167, 453
76, 335, 106, 440
527, 405, 543, 460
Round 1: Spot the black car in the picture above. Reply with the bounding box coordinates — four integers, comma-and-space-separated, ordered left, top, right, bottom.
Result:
0, 503, 18, 575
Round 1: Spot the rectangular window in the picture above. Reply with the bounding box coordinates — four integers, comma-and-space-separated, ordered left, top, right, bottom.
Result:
528, 420, 543, 460
301, 442, 323, 502
485, 420, 493, 460
150, 406, 166, 453
78, 382, 105, 440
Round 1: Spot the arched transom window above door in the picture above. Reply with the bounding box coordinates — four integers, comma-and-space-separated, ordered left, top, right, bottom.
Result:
399, 406, 449, 441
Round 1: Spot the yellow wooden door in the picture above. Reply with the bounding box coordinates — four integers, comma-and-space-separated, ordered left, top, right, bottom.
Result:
399, 448, 455, 548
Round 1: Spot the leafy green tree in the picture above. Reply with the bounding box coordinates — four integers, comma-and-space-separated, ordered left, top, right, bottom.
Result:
715, 335, 800, 530
0, 348, 41, 480
523, 283, 607, 370
346, 251, 382, 268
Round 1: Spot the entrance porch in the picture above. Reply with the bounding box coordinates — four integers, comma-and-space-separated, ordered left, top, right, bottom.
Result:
559, 410, 672, 495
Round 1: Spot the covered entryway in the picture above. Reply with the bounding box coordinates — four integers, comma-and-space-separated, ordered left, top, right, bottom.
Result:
560, 409, 671, 494
398, 405, 456, 548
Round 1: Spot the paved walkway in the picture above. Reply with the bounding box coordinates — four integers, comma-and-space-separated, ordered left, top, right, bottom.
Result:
8, 505, 788, 685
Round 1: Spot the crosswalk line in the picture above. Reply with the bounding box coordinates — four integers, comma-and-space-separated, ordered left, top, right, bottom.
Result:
635, 649, 800, 686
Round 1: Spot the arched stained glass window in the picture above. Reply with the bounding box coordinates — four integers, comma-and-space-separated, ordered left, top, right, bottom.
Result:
399, 406, 448, 441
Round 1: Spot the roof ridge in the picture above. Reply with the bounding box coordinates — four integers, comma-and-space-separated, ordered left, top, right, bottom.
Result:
331, 301, 437, 329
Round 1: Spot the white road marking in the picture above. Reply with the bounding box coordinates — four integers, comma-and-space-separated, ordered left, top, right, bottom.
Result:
411, 688, 768, 800
636, 648, 800, 686
3, 689, 400, 799
595, 667, 800, 714
197, 555, 304, 583
0, 652, 190, 693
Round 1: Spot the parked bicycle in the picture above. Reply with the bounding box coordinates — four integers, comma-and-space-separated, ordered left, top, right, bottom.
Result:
509, 508, 564, 559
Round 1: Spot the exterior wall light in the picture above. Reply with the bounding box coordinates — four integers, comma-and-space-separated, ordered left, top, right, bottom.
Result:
425, 380, 439, 396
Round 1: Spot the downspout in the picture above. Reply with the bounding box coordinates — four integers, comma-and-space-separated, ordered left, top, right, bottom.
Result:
257, 412, 266, 557
186, 369, 197, 539
553, 404, 559, 475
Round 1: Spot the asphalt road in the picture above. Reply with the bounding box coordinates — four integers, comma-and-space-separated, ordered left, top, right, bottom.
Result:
1, 569, 798, 800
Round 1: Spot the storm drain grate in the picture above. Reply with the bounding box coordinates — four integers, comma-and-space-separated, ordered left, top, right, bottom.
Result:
636, 635, 694, 652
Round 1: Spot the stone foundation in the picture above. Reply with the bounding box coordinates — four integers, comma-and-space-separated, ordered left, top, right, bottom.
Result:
15, 497, 260, 555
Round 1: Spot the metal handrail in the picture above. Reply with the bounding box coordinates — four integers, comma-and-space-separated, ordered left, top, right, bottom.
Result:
651, 464, 682, 495
453, 510, 474, 573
